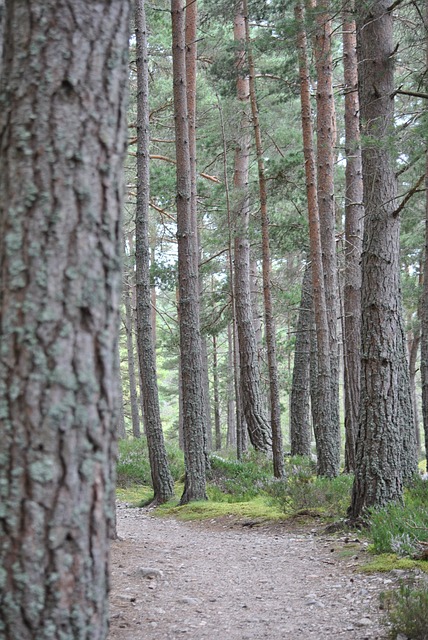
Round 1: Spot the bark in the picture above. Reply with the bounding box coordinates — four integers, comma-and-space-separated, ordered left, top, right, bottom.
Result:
314, 0, 340, 473
226, 323, 237, 447
233, 0, 271, 453
0, 0, 3, 69
250, 258, 263, 363
423, 158, 428, 472
201, 335, 213, 451
135, 0, 174, 504
408, 326, 421, 456
171, 0, 207, 503
350, 0, 417, 518
150, 245, 157, 358
213, 334, 222, 450
290, 264, 313, 457
217, 95, 242, 456
117, 345, 127, 440
295, 1, 336, 476
342, 3, 364, 472
123, 248, 142, 439
0, 1, 129, 637
185, 0, 211, 456
244, 0, 284, 476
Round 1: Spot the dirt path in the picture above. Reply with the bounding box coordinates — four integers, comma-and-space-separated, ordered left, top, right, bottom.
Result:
108, 504, 394, 640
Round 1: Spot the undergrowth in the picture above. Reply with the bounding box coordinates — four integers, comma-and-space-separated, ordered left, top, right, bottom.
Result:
206, 452, 272, 502
264, 456, 353, 518
369, 476, 428, 557
380, 578, 428, 640
116, 438, 184, 487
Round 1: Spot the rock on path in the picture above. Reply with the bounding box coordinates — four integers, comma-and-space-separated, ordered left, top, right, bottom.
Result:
108, 504, 390, 640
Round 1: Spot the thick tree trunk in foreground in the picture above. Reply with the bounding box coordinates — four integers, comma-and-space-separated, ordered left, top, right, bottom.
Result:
342, 3, 363, 472
290, 264, 313, 457
135, 0, 174, 504
295, 1, 335, 476
233, 0, 271, 453
350, 0, 417, 518
244, 0, 284, 477
0, 2, 129, 637
171, 0, 207, 503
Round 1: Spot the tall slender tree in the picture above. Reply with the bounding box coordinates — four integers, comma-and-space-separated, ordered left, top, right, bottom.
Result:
350, 0, 417, 518
135, 0, 175, 504
342, 2, 363, 472
295, 1, 336, 476
420, 0, 428, 473
123, 240, 142, 439
313, 0, 340, 475
213, 334, 222, 450
244, 0, 284, 477
290, 264, 313, 456
171, 0, 207, 503
0, 1, 129, 635
233, 0, 271, 453
186, 0, 212, 453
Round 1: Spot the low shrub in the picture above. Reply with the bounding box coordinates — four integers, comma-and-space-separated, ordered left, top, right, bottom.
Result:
264, 456, 353, 517
381, 579, 428, 640
206, 452, 272, 502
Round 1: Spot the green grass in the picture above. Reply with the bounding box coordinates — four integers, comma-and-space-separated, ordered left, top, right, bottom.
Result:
116, 484, 156, 505
369, 476, 428, 556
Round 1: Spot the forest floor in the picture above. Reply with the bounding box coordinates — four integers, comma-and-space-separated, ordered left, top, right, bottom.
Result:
108, 503, 404, 640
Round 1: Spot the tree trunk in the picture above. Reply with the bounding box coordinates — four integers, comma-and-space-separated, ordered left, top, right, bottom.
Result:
123, 245, 142, 438
135, 0, 175, 504
342, 2, 364, 472
408, 326, 421, 456
314, 0, 340, 474
244, 0, 284, 477
201, 335, 213, 451
350, 0, 417, 518
217, 95, 242, 456
150, 245, 157, 358
226, 323, 237, 447
290, 264, 313, 457
117, 344, 127, 440
420, 0, 428, 474
233, 0, 271, 453
186, 0, 211, 457
171, 0, 207, 503
250, 258, 263, 363
295, 1, 336, 476
213, 334, 222, 450
0, 1, 129, 636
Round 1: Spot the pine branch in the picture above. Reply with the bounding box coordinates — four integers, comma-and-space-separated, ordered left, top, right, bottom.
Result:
393, 174, 425, 217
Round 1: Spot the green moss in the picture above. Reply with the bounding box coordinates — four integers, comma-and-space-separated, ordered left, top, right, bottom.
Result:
361, 553, 428, 574
116, 485, 155, 505
155, 493, 283, 522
